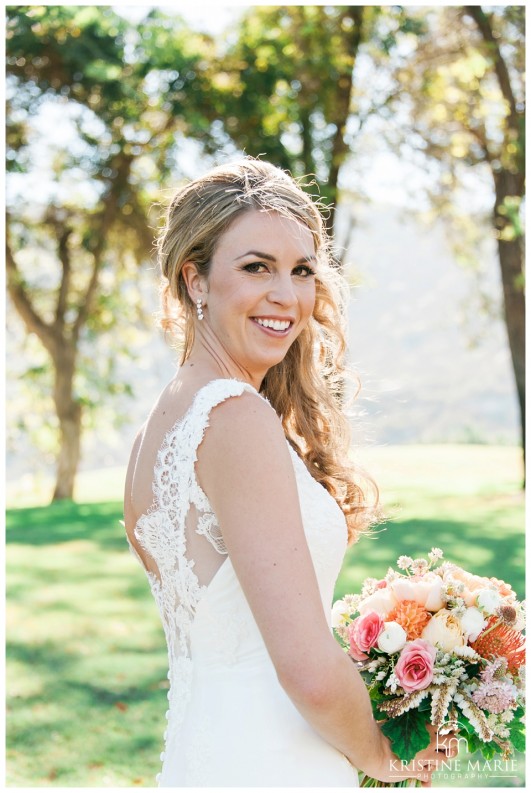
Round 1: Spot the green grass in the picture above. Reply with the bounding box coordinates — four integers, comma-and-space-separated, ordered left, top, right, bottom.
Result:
6, 446, 525, 787
7, 499, 167, 787
337, 445, 525, 600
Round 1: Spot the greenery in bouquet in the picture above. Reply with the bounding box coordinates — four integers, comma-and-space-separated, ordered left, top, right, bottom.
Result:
333, 550, 525, 784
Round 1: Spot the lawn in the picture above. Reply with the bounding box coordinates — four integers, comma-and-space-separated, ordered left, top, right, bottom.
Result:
6, 445, 525, 787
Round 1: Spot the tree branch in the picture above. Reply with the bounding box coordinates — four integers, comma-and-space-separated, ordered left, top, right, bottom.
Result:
6, 227, 57, 355
467, 123, 492, 163
72, 152, 134, 341
72, 254, 101, 342
327, 5, 365, 232
55, 226, 73, 328
463, 6, 518, 129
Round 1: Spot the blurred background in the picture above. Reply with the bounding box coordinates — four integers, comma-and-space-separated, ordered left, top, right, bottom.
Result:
6, 4, 525, 787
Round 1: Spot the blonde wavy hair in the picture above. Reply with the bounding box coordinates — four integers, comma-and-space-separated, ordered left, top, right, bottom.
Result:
157, 158, 378, 543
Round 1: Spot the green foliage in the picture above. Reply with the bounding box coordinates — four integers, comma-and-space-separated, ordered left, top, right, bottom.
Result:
203, 6, 368, 209
6, 6, 128, 110
508, 716, 526, 754
459, 713, 483, 755
381, 709, 431, 764
379, 6, 525, 254
478, 740, 502, 761
455, 702, 525, 759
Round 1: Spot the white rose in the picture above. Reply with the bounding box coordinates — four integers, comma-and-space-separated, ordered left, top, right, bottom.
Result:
331, 599, 350, 629
358, 589, 397, 619
421, 609, 465, 653
377, 621, 407, 654
460, 607, 486, 641
476, 588, 503, 615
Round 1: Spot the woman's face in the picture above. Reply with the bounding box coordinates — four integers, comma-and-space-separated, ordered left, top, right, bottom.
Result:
201, 209, 317, 383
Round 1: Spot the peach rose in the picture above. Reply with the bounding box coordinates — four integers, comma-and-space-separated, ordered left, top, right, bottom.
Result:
389, 573, 445, 612
445, 567, 490, 607
358, 589, 397, 619
490, 576, 516, 600
348, 611, 384, 661
395, 639, 437, 693
421, 609, 465, 652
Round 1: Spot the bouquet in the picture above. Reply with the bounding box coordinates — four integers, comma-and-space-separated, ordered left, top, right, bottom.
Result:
332, 549, 525, 787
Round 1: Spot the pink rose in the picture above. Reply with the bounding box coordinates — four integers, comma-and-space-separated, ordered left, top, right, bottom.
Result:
395, 639, 436, 693
348, 611, 384, 661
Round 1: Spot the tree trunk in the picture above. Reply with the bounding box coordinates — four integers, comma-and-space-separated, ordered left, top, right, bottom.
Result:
52, 346, 82, 500
326, 6, 364, 238
494, 169, 525, 475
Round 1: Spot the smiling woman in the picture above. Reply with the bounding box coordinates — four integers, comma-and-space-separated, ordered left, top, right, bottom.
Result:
122, 158, 444, 786
181, 210, 317, 382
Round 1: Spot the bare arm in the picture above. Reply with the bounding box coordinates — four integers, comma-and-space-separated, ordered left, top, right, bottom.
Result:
197, 393, 441, 782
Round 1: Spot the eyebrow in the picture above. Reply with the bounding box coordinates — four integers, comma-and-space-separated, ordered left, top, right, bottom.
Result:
234, 250, 317, 265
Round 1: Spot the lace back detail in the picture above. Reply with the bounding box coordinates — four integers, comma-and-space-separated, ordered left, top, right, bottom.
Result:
127, 379, 265, 780
195, 509, 227, 554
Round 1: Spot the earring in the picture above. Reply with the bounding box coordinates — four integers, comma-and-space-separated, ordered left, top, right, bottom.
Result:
196, 298, 204, 321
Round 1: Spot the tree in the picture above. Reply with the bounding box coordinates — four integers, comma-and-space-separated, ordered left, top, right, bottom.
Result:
374, 5, 525, 467
6, 6, 215, 499
195, 6, 428, 250
464, 6, 525, 469
203, 5, 367, 235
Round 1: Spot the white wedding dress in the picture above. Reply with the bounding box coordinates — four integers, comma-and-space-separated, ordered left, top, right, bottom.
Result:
127, 378, 359, 787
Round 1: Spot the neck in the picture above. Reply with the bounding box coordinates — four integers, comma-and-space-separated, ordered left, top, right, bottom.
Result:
185, 325, 264, 390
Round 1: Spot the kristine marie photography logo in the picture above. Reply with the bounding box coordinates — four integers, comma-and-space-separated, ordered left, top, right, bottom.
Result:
388, 721, 521, 784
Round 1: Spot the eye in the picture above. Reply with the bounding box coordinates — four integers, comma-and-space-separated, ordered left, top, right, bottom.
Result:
242, 262, 269, 274
292, 264, 316, 278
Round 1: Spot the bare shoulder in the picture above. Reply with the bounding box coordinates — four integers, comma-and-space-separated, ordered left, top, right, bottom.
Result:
196, 388, 298, 531
198, 389, 288, 465
209, 387, 282, 430
196, 389, 298, 532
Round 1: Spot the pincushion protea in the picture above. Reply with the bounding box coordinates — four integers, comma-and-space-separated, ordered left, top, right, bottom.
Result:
471, 616, 526, 674
387, 599, 431, 640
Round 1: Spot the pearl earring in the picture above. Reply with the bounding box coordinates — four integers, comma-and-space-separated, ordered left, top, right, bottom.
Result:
196, 298, 204, 321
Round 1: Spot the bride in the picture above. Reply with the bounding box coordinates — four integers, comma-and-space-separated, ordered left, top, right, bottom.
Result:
123, 158, 446, 786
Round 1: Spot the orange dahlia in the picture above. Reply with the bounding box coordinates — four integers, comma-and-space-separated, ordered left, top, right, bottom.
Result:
470, 616, 526, 674
387, 599, 431, 640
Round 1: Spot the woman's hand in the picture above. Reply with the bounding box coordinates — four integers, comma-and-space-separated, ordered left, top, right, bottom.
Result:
377, 723, 459, 786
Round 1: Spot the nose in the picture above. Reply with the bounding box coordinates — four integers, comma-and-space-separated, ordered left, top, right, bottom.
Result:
267, 272, 297, 306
